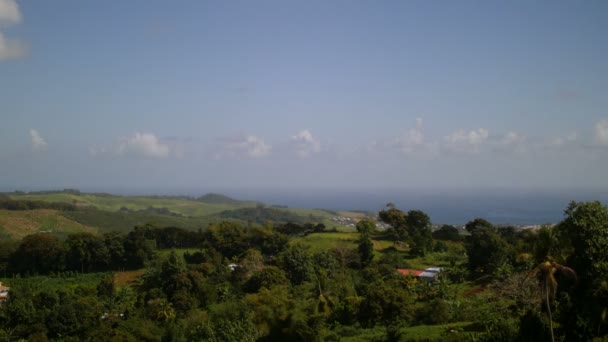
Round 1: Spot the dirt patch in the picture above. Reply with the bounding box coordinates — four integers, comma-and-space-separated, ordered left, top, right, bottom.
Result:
114, 270, 145, 287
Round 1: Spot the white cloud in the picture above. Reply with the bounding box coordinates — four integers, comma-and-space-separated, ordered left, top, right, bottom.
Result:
92, 132, 171, 159
394, 118, 426, 154
218, 135, 271, 159
0, 0, 25, 61
0, 0, 20, 27
291, 129, 321, 158
493, 131, 528, 155
594, 120, 608, 146
443, 128, 489, 154
29, 129, 48, 151
117, 132, 170, 158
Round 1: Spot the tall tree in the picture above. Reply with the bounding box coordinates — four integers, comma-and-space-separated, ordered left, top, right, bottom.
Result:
378, 205, 408, 241
464, 220, 510, 275
523, 258, 577, 342
556, 201, 608, 338
406, 210, 433, 256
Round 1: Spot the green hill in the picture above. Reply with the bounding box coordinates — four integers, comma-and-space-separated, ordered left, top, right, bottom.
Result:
196, 193, 249, 204
7, 191, 257, 217
0, 209, 96, 240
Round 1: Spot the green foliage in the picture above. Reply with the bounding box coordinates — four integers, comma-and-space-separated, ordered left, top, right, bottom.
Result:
244, 266, 288, 293
278, 243, 314, 285
464, 220, 510, 276
356, 218, 376, 235
217, 206, 322, 225
378, 206, 408, 241
10, 233, 66, 275
358, 280, 414, 327
0, 200, 607, 341
465, 218, 493, 234
433, 224, 462, 241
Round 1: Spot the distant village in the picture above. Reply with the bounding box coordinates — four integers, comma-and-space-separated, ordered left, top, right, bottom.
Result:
330, 215, 554, 231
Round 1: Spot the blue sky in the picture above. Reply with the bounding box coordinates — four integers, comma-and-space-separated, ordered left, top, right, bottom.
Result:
1, 0, 607, 191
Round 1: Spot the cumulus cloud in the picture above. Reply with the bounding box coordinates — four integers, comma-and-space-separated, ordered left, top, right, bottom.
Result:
0, 0, 20, 26
492, 131, 528, 155
117, 132, 170, 158
218, 135, 271, 159
29, 129, 48, 151
0, 0, 25, 61
393, 118, 426, 153
91, 132, 171, 159
443, 128, 489, 154
291, 130, 321, 158
594, 120, 608, 146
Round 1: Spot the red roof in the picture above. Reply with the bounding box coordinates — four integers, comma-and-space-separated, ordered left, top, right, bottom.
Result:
396, 269, 424, 277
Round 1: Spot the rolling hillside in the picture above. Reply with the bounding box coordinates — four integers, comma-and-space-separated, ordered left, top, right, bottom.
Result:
8, 192, 258, 217
0, 209, 96, 240
1, 191, 366, 237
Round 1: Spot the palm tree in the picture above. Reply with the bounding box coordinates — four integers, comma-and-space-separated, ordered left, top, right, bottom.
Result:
523, 257, 577, 342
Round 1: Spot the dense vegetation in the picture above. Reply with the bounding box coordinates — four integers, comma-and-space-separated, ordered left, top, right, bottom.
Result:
0, 200, 607, 341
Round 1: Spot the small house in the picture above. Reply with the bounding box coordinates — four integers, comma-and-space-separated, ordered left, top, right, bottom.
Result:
0, 282, 9, 301
396, 267, 443, 282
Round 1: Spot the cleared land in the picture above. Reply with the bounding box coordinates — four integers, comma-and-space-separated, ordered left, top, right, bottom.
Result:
0, 209, 96, 239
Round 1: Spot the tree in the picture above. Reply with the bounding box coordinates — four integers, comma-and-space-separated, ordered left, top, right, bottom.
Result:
378, 206, 408, 241
244, 267, 288, 293
465, 218, 493, 234
433, 225, 461, 241
358, 234, 374, 268
278, 244, 314, 285
10, 233, 65, 275
356, 218, 376, 235
464, 221, 510, 276
557, 201, 608, 288
555, 201, 608, 338
406, 210, 433, 256
523, 258, 577, 342
65, 233, 109, 273
356, 219, 376, 267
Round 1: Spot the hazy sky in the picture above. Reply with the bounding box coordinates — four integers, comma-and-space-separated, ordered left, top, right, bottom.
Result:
1, 0, 607, 191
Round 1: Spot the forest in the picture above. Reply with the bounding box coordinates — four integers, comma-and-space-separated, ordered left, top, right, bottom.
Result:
0, 200, 607, 341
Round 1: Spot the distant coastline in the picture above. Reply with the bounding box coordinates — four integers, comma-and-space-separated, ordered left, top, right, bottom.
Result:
3, 187, 607, 226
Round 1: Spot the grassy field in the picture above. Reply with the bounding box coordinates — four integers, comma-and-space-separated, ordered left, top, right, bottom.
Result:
292, 232, 359, 251
10, 193, 258, 217
61, 209, 223, 234
157, 248, 203, 258
0, 273, 106, 293
292, 232, 403, 255
0, 209, 97, 239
